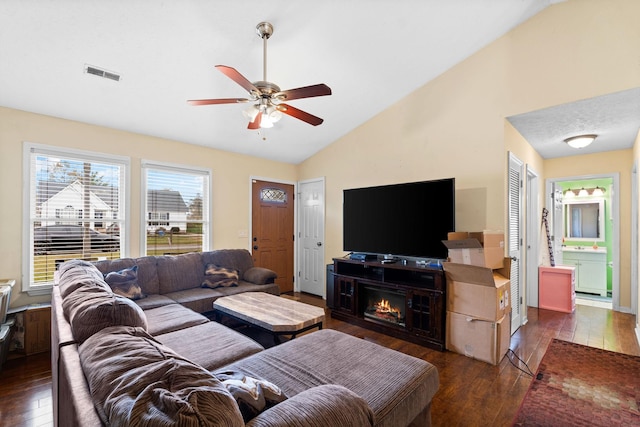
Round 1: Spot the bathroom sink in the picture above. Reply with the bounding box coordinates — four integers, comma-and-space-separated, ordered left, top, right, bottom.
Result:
562, 246, 607, 253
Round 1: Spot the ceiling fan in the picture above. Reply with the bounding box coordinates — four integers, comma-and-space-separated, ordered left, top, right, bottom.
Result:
188, 22, 332, 130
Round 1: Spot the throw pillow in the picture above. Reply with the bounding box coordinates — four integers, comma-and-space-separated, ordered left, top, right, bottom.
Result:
104, 266, 146, 300
202, 264, 239, 289
213, 370, 287, 423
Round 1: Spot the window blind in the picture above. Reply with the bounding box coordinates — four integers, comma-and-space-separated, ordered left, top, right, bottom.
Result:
142, 162, 209, 256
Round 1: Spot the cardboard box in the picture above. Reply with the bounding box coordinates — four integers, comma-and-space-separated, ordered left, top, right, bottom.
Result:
446, 310, 511, 365
539, 266, 575, 313
443, 262, 510, 321
442, 231, 504, 269
447, 232, 470, 241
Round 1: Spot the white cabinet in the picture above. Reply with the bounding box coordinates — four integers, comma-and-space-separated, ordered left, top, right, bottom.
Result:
561, 249, 607, 297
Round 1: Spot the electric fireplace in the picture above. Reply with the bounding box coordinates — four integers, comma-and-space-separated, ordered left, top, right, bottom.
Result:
362, 285, 406, 328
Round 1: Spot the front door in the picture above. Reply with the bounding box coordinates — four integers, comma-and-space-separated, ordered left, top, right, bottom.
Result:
252, 180, 294, 293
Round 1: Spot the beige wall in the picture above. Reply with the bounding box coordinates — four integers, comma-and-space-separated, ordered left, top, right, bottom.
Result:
0, 107, 297, 308
299, 0, 640, 310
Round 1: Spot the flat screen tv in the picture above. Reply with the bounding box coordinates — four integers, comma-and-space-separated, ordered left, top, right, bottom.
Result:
343, 178, 455, 259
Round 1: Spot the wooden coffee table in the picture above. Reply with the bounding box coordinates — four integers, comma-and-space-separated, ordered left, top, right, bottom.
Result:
213, 292, 325, 344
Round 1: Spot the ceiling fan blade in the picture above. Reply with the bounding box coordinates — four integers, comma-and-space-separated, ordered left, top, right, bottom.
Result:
277, 104, 324, 126
274, 84, 332, 101
248, 111, 262, 130
216, 65, 260, 95
187, 98, 250, 106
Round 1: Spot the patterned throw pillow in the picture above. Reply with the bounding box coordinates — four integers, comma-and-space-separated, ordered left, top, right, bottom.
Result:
202, 264, 239, 289
213, 370, 287, 422
104, 266, 146, 300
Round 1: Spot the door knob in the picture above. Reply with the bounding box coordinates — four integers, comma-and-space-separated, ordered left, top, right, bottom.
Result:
317, 242, 322, 247
253, 245, 258, 250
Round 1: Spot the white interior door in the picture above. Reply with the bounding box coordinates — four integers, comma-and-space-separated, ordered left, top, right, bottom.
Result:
298, 178, 325, 297
525, 165, 539, 311
508, 153, 524, 334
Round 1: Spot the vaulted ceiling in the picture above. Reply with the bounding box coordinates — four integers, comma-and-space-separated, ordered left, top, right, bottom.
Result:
6, 1, 633, 165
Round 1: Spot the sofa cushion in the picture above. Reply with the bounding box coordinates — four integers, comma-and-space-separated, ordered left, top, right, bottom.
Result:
157, 252, 204, 294
224, 329, 439, 427
58, 259, 111, 298
156, 322, 264, 371
94, 256, 161, 295
62, 285, 148, 344
144, 303, 209, 336
202, 264, 239, 289
104, 265, 146, 300
79, 326, 244, 427
163, 281, 280, 314
246, 384, 374, 427
133, 294, 177, 310
243, 267, 277, 285
213, 370, 287, 423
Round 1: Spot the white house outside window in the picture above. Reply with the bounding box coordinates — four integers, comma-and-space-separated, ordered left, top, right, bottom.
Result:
23, 143, 128, 294
142, 161, 210, 256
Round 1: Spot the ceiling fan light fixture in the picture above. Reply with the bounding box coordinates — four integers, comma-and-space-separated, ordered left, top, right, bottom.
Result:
564, 134, 597, 149
259, 115, 274, 129
242, 105, 260, 121
267, 106, 282, 123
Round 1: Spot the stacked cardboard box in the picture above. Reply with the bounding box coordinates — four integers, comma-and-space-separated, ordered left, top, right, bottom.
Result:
442, 232, 511, 365
442, 231, 505, 269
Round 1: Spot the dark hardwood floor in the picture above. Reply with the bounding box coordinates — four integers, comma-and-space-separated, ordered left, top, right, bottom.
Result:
1, 295, 638, 427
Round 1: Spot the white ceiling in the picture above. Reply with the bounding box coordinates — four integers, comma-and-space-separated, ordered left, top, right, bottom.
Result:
508, 87, 640, 159
1, 0, 603, 165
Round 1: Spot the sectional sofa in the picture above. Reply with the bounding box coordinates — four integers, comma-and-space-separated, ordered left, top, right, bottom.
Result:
52, 250, 440, 426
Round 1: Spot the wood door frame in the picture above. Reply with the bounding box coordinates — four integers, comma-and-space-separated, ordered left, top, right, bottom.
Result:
249, 176, 298, 292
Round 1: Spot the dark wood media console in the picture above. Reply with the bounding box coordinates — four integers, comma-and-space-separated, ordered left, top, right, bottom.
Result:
330, 258, 446, 351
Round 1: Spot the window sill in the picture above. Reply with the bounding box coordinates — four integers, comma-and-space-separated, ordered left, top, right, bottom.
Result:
25, 284, 53, 297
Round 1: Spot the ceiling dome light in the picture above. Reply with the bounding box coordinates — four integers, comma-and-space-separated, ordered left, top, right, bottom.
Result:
564, 134, 597, 149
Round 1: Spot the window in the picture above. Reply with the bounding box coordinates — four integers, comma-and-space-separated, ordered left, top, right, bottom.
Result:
23, 143, 129, 294
142, 161, 210, 256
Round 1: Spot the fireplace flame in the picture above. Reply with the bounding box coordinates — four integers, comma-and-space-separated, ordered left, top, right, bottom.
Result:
374, 298, 401, 316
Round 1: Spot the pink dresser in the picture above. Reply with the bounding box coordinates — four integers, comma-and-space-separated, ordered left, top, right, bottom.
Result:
538, 266, 576, 313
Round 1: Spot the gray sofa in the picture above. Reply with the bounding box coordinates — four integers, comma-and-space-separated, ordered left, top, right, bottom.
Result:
52, 250, 439, 426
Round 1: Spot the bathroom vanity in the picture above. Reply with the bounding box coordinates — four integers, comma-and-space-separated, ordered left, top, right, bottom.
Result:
561, 247, 607, 297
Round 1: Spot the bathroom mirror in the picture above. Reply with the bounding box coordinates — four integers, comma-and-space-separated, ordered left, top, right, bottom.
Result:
562, 198, 605, 242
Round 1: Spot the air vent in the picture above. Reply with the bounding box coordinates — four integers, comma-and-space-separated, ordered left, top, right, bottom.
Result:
84, 64, 121, 82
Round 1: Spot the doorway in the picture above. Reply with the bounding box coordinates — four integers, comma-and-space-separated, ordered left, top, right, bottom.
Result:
545, 174, 619, 311
251, 179, 295, 293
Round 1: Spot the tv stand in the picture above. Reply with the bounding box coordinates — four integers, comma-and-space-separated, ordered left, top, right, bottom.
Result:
330, 258, 445, 351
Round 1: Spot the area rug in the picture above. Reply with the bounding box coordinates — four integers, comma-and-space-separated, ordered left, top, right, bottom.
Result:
512, 339, 640, 426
